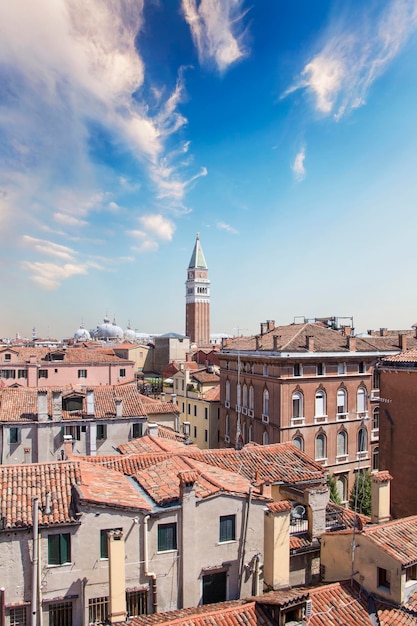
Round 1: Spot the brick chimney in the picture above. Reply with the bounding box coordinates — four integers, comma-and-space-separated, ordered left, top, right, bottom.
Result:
260, 322, 268, 336
371, 471, 392, 524
347, 336, 356, 351
379, 328, 388, 337
51, 390, 62, 421
341, 325, 352, 337
273, 335, 281, 351
306, 336, 315, 351
399, 333, 407, 351
267, 320, 275, 331
263, 501, 292, 589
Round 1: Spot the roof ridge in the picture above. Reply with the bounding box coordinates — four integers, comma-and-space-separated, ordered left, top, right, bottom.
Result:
279, 323, 309, 351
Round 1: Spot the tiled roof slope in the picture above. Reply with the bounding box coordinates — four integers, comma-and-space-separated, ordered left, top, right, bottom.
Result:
380, 348, 417, 364
0, 346, 131, 364
222, 322, 417, 354
133, 455, 260, 506
361, 515, 417, 566
85, 440, 326, 487
121, 600, 270, 626
0, 384, 178, 422
76, 462, 151, 511
191, 370, 220, 384
0, 461, 80, 528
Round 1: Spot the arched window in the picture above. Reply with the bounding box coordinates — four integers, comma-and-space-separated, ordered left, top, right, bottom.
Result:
237, 383, 241, 407
372, 446, 379, 471
263, 388, 269, 417
225, 380, 230, 403
315, 390, 326, 417
242, 384, 248, 408
336, 475, 348, 502
315, 433, 327, 460
337, 388, 347, 415
337, 430, 347, 457
249, 424, 253, 442
262, 431, 269, 445
372, 407, 379, 430
249, 386, 254, 411
358, 427, 367, 452
225, 414, 230, 437
292, 391, 303, 419
293, 436, 304, 451
357, 387, 366, 413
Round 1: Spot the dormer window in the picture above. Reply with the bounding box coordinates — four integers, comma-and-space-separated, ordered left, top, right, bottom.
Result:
4, 353, 11, 361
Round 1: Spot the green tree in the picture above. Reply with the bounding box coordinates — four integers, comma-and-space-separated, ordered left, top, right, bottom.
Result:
349, 469, 372, 516
327, 474, 342, 505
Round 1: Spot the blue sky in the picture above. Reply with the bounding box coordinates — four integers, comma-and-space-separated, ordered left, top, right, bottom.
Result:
1, 0, 417, 339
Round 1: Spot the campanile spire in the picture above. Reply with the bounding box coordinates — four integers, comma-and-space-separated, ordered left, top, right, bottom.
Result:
185, 233, 210, 346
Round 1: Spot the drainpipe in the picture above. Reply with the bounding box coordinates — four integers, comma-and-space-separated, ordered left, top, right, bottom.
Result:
143, 516, 157, 614
252, 554, 261, 597
238, 485, 253, 596
0, 588, 5, 626
38, 524, 43, 626
31, 498, 39, 626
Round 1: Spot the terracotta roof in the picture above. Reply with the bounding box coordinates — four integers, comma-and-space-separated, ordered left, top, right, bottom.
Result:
191, 370, 220, 384
372, 470, 393, 483
0, 384, 178, 422
360, 515, 417, 566
120, 600, 268, 626
76, 462, 151, 511
118, 434, 197, 455
132, 455, 260, 506
266, 500, 292, 513
380, 348, 417, 364
203, 385, 220, 401
0, 461, 80, 528
0, 346, 132, 364
222, 322, 417, 354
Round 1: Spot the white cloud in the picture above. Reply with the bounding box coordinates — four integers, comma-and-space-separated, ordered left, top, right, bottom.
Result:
22, 235, 77, 260
53, 213, 88, 227
217, 221, 238, 234
21, 261, 89, 290
182, 0, 249, 72
284, 0, 417, 118
139, 214, 175, 241
291, 147, 306, 181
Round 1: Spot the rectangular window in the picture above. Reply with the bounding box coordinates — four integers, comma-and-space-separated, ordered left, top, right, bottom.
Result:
194, 405, 197, 417
182, 402, 185, 412
157, 522, 177, 552
294, 363, 302, 377
97, 424, 107, 440
100, 528, 122, 559
204, 407, 208, 420
48, 601, 72, 626
18, 369, 27, 379
132, 422, 143, 438
1, 369, 15, 379
317, 363, 325, 376
9, 606, 27, 626
126, 589, 148, 618
378, 567, 391, 590
64, 425, 81, 441
38, 369, 48, 379
194, 426, 197, 438
204, 429, 208, 442
48, 533, 71, 565
406, 565, 417, 582
119, 368, 126, 378
338, 363, 346, 375
188, 404, 191, 415
89, 597, 108, 625
359, 361, 366, 374
77, 369, 87, 378
4, 353, 11, 361
9, 427, 21, 445
219, 514, 236, 542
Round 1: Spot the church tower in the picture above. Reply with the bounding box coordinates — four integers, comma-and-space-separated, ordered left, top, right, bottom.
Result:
185, 233, 210, 346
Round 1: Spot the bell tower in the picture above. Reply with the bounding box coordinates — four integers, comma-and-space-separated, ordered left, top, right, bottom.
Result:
185, 233, 210, 346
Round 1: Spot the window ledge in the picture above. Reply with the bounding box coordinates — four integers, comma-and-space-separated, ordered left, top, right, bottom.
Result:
157, 549, 178, 555
336, 413, 348, 421
314, 415, 328, 424
217, 540, 237, 546
291, 417, 305, 426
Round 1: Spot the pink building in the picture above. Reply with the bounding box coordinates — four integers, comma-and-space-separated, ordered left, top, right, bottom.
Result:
0, 346, 135, 388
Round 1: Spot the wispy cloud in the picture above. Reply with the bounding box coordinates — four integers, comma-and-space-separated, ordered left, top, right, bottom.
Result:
21, 261, 90, 290
217, 221, 238, 234
129, 214, 176, 252
291, 147, 306, 181
53, 213, 88, 227
182, 0, 249, 72
22, 236, 77, 261
284, 0, 417, 119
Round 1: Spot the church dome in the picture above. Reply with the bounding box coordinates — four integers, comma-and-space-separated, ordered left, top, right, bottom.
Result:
95, 316, 124, 340
124, 324, 137, 342
74, 324, 91, 342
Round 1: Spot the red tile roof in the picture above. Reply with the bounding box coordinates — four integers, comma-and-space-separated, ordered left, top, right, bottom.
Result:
381, 348, 417, 364
0, 346, 132, 364
360, 515, 417, 566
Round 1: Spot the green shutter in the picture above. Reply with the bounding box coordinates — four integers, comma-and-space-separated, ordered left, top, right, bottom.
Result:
48, 534, 60, 565
60, 533, 70, 563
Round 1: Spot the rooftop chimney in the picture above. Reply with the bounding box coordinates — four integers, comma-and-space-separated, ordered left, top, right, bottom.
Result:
37, 390, 48, 421
380, 328, 388, 337
86, 389, 95, 416
63, 434, 73, 459
115, 398, 123, 418
51, 390, 62, 421
347, 336, 356, 351
24, 448, 31, 464
399, 333, 407, 351
306, 336, 315, 352
267, 320, 275, 331
108, 530, 127, 624
371, 471, 392, 524
147, 422, 158, 437
260, 322, 268, 336
341, 325, 352, 337
263, 501, 292, 590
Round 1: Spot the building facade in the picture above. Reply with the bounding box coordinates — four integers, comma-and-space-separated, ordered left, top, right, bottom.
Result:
219, 319, 417, 499
185, 234, 210, 347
